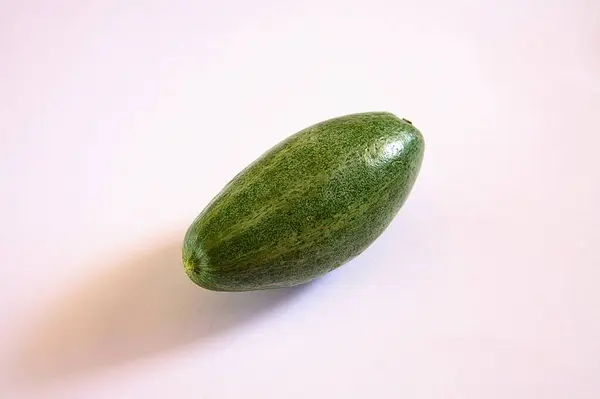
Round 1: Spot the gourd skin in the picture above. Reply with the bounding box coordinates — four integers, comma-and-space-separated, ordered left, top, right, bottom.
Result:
183, 112, 424, 292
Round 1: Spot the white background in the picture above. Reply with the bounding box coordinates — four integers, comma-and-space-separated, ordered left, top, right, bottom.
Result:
1, 1, 599, 398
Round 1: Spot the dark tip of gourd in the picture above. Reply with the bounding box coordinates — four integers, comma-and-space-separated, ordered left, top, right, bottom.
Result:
402, 118, 413, 125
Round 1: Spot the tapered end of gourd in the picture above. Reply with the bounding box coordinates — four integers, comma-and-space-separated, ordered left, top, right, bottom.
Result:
182, 237, 222, 291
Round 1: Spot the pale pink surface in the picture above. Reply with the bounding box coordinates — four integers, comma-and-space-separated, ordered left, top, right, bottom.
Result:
1, 1, 599, 398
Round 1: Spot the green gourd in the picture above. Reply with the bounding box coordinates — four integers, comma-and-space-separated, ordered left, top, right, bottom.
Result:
183, 112, 424, 291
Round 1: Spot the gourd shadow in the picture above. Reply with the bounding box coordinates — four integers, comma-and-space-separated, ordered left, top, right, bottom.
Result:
11, 236, 310, 390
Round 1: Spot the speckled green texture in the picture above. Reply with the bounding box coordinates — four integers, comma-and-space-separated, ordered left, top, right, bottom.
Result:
183, 112, 424, 291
